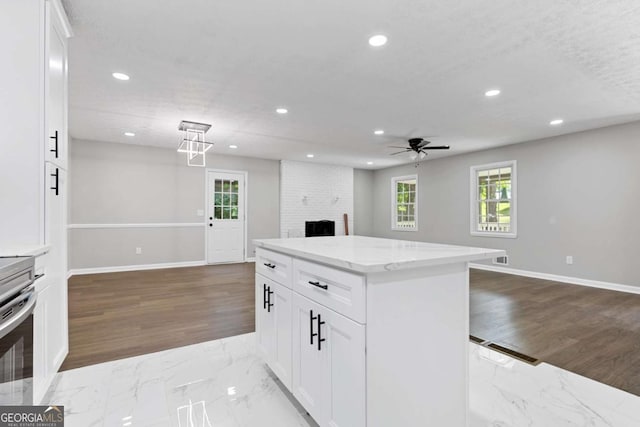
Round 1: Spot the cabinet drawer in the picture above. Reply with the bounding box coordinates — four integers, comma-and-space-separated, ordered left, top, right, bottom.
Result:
256, 248, 292, 288
293, 259, 365, 324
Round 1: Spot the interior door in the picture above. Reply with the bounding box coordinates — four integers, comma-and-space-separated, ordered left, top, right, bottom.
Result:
206, 171, 245, 263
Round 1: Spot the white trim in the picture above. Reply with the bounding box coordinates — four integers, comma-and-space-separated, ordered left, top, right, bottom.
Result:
67, 223, 204, 229
49, 0, 73, 38
205, 169, 249, 263
391, 174, 418, 231
246, 257, 256, 262
469, 262, 640, 295
469, 160, 517, 238
67, 260, 206, 277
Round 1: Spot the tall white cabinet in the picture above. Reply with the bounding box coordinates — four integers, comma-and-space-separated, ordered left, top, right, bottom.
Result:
0, 0, 72, 404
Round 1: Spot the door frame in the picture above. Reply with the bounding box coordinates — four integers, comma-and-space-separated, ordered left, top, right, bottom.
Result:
204, 168, 249, 264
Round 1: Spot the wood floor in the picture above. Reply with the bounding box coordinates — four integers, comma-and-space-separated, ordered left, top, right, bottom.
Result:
61, 263, 255, 371
471, 268, 640, 396
63, 263, 640, 396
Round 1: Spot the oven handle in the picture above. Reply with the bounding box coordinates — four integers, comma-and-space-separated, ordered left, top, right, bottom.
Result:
0, 288, 37, 341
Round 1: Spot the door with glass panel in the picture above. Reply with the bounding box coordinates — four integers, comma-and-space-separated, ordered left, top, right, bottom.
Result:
206, 171, 245, 263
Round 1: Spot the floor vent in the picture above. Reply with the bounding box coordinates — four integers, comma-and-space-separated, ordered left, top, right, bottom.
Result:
487, 343, 540, 365
493, 255, 509, 266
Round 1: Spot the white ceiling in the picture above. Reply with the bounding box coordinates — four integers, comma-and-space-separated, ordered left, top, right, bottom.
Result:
64, 0, 640, 169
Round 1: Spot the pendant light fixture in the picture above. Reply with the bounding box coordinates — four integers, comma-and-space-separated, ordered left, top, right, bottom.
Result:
177, 120, 213, 167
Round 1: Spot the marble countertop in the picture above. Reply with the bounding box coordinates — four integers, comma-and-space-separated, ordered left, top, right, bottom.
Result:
0, 244, 51, 258
254, 236, 505, 273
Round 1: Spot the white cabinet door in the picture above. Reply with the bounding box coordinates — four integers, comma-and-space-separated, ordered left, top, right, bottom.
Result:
255, 276, 273, 361
323, 308, 366, 427
45, 10, 68, 170
269, 281, 292, 390
32, 281, 51, 404
42, 162, 68, 383
256, 274, 292, 390
292, 293, 366, 427
292, 294, 326, 424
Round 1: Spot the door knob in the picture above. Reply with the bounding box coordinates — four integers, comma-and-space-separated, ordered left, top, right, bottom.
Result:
209, 223, 213, 227
209, 217, 213, 220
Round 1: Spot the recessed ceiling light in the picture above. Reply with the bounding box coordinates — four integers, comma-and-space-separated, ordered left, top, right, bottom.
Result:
368, 34, 388, 47
229, 145, 238, 149
549, 119, 564, 126
367, 161, 374, 165
112, 72, 130, 81
306, 154, 314, 158
276, 108, 288, 114
374, 130, 384, 135
124, 132, 135, 137
485, 89, 501, 97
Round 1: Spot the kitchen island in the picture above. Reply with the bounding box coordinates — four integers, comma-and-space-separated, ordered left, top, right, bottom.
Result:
253, 235, 504, 427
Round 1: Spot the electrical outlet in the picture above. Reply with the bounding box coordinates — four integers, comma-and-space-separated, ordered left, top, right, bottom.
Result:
136, 247, 142, 255
566, 255, 573, 265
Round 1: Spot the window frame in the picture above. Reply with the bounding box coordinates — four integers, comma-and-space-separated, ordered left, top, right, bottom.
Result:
469, 160, 517, 238
391, 174, 418, 231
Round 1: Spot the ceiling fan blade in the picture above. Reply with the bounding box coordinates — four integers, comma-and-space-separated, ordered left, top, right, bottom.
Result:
422, 145, 450, 150
390, 150, 410, 155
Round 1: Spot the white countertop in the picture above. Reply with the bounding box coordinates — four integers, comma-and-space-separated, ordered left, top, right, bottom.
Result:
254, 236, 505, 273
0, 244, 51, 258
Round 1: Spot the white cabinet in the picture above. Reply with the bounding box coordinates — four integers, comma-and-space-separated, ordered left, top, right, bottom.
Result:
45, 4, 69, 171
0, 0, 71, 404
291, 293, 366, 427
255, 274, 292, 390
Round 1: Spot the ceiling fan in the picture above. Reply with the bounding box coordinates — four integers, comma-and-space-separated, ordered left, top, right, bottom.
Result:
389, 138, 450, 159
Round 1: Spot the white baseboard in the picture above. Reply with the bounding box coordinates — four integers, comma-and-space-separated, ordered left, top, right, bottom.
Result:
68, 260, 206, 277
469, 263, 640, 295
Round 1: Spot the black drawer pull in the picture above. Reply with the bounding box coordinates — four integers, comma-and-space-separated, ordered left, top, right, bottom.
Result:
310, 309, 318, 345
267, 287, 274, 312
317, 314, 326, 351
50, 167, 59, 196
50, 130, 59, 158
308, 280, 328, 290
263, 284, 267, 310
263, 263, 276, 269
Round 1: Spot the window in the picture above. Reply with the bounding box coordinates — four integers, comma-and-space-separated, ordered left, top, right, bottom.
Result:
470, 161, 517, 238
392, 175, 418, 231
213, 179, 239, 220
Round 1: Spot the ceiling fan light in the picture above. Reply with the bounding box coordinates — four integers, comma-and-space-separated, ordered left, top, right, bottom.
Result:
410, 152, 418, 161
419, 152, 426, 159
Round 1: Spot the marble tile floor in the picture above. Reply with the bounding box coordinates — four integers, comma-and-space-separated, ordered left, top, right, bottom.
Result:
43, 333, 640, 427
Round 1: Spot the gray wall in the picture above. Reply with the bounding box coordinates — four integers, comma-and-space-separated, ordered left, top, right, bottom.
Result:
371, 121, 640, 287
353, 169, 374, 236
69, 139, 280, 269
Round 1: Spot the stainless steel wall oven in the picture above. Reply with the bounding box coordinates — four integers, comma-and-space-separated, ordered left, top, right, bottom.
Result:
0, 256, 36, 405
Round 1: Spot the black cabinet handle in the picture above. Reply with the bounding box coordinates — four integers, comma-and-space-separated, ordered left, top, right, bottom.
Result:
308, 280, 328, 290
317, 314, 326, 351
50, 167, 59, 196
310, 309, 318, 345
267, 287, 274, 312
263, 263, 276, 269
50, 130, 59, 158
263, 284, 267, 310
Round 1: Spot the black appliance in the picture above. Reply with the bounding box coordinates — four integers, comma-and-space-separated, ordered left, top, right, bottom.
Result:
305, 220, 335, 237
0, 256, 36, 405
